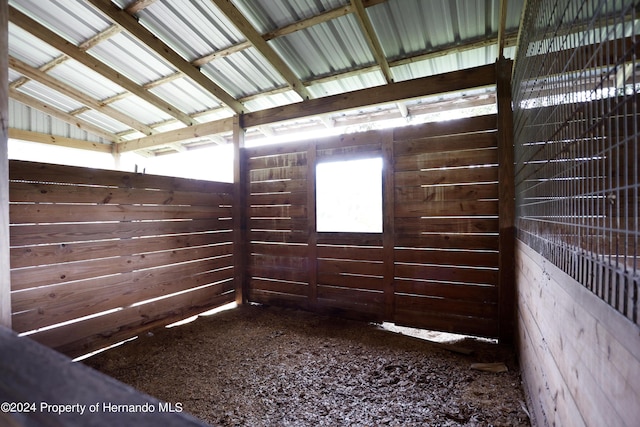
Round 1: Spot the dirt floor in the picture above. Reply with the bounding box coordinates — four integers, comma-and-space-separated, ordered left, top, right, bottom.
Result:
84, 304, 531, 426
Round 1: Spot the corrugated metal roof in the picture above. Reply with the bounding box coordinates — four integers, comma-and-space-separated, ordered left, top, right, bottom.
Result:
10, 0, 111, 45
6, 0, 526, 158
132, 0, 245, 61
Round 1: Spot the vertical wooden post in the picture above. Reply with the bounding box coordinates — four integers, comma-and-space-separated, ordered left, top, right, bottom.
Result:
307, 143, 318, 311
496, 57, 516, 343
382, 130, 395, 321
232, 114, 247, 305
0, 0, 11, 328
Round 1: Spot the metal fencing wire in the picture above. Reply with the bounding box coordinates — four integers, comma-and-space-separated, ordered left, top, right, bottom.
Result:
513, 0, 639, 323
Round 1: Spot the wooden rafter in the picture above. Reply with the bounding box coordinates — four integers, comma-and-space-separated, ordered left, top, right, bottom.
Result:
9, 88, 121, 143
210, 0, 312, 101
8, 129, 113, 153
193, 0, 388, 68
8, 56, 156, 135
116, 117, 234, 153
8, 6, 195, 126
125, 0, 158, 14
350, 0, 393, 83
85, 0, 245, 115
78, 24, 122, 51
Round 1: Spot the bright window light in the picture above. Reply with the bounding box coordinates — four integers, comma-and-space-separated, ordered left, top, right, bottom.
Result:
316, 157, 383, 233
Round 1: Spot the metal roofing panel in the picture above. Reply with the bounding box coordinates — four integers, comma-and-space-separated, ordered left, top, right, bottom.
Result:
132, 0, 245, 62
231, 0, 349, 33
108, 96, 175, 125
242, 90, 304, 112
8, 69, 23, 83
269, 13, 374, 80
17, 80, 85, 112
47, 60, 125, 100
8, 23, 62, 67
202, 47, 288, 99
149, 77, 223, 114
307, 69, 386, 98
9, 0, 111, 45
87, 31, 176, 85
77, 110, 132, 134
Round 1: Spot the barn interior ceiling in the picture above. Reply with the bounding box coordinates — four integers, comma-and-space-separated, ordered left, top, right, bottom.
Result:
6, 0, 524, 157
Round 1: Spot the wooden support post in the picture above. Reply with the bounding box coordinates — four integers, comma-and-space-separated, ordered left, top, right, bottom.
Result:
232, 114, 248, 305
382, 130, 395, 321
307, 143, 318, 311
0, 0, 11, 328
496, 57, 516, 343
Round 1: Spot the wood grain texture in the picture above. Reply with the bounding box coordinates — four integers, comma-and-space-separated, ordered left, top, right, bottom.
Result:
516, 240, 640, 427
9, 161, 235, 355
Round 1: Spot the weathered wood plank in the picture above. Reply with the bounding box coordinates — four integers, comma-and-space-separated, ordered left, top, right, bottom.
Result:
394, 248, 498, 268
393, 114, 497, 142
10, 218, 228, 246
395, 217, 499, 234
395, 200, 499, 217
317, 258, 384, 277
394, 166, 498, 187
394, 183, 498, 202
11, 244, 232, 291
394, 293, 498, 318
394, 305, 498, 338
250, 278, 309, 296
517, 241, 640, 427
394, 263, 498, 286
393, 131, 497, 157
316, 273, 385, 291
10, 160, 232, 194
10, 181, 230, 207
395, 279, 497, 302
394, 147, 498, 172
316, 245, 383, 261
13, 264, 234, 332
10, 203, 230, 224
395, 233, 499, 250
11, 232, 232, 269
31, 285, 235, 357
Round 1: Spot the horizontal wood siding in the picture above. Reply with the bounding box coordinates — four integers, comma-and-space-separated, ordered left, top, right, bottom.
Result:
392, 115, 500, 337
244, 116, 502, 337
246, 143, 310, 308
516, 240, 640, 427
9, 160, 235, 357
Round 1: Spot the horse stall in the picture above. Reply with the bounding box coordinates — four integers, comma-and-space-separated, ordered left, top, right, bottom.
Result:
1, 0, 639, 426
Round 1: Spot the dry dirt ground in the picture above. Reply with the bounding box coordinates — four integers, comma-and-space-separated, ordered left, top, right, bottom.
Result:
84, 304, 531, 426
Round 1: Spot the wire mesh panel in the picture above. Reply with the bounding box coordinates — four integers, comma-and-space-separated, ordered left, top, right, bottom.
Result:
513, 0, 639, 323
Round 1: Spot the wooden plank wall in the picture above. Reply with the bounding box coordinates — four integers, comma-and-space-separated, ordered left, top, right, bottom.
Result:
9, 160, 235, 357
516, 240, 640, 427
392, 115, 500, 337
245, 114, 501, 336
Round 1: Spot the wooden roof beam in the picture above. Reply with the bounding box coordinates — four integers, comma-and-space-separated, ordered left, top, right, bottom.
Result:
193, 0, 388, 68
9, 88, 121, 143
8, 128, 113, 153
350, 0, 393, 83
116, 117, 234, 153
9, 6, 195, 127
244, 62, 496, 128
125, 0, 158, 15
86, 0, 245, 115
210, 0, 312, 101
497, 0, 509, 59
8, 56, 156, 136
